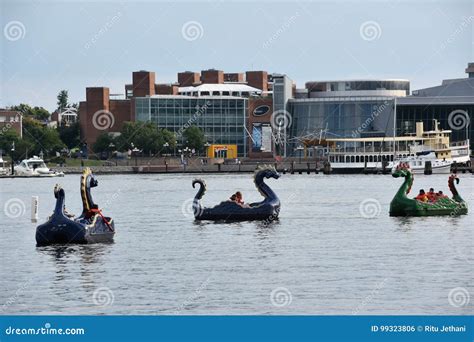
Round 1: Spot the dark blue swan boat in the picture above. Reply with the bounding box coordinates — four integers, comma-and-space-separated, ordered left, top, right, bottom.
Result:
36, 168, 115, 246
192, 165, 281, 221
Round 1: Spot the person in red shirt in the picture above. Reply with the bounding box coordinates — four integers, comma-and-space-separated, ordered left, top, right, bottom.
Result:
426, 188, 437, 202
415, 189, 428, 202
436, 191, 448, 199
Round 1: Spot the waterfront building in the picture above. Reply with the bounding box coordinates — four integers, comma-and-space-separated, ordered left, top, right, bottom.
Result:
78, 63, 472, 159
79, 69, 272, 157
396, 63, 474, 150
135, 95, 248, 157
287, 79, 410, 156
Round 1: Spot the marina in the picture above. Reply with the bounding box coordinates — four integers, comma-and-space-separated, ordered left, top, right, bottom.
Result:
1, 173, 472, 315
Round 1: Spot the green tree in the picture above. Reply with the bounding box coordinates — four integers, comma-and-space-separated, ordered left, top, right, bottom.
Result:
183, 126, 205, 153
22, 117, 64, 157
10, 103, 32, 117
57, 90, 69, 112
58, 121, 81, 149
10, 104, 50, 121
115, 122, 176, 155
31, 106, 50, 121
93, 133, 117, 154
0, 129, 20, 156
161, 128, 177, 153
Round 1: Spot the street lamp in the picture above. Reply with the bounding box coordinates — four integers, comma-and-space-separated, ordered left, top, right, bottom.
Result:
132, 147, 140, 166
10, 141, 15, 175
109, 142, 116, 165
296, 145, 304, 164
163, 142, 170, 171
204, 142, 211, 159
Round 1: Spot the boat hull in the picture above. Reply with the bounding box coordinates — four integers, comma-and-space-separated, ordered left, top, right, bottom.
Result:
197, 202, 280, 221
390, 206, 468, 217
36, 215, 114, 246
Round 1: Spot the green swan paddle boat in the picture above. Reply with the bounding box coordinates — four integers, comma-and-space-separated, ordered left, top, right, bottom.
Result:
389, 163, 468, 217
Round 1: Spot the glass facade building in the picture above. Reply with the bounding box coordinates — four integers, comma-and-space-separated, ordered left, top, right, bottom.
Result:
396, 98, 473, 150
288, 97, 395, 154
135, 96, 248, 156
306, 80, 410, 93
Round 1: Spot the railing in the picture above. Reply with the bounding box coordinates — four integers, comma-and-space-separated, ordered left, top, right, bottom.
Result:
450, 139, 470, 147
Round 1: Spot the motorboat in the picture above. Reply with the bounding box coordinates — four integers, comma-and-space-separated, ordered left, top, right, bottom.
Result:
0, 155, 8, 175
14, 156, 64, 177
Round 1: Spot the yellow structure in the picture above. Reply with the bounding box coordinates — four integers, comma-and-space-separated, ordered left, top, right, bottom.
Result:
206, 144, 238, 159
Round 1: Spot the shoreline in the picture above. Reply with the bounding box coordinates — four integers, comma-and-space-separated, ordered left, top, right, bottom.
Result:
1, 163, 471, 178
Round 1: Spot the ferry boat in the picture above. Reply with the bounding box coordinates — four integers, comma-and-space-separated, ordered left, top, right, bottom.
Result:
14, 156, 65, 177
325, 120, 470, 174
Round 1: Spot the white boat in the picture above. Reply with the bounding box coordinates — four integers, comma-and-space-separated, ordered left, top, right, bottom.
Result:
390, 151, 452, 174
324, 120, 470, 173
0, 155, 8, 175
14, 156, 64, 177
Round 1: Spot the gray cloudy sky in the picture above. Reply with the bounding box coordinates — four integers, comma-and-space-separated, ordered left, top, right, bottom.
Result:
1, 0, 472, 111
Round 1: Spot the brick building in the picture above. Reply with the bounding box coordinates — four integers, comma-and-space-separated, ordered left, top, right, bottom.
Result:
0, 110, 23, 138
79, 69, 273, 157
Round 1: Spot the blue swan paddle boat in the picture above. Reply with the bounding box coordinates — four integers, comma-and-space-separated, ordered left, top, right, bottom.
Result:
36, 168, 115, 246
192, 165, 281, 221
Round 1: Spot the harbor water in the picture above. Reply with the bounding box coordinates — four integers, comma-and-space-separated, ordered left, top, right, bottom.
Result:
0, 173, 473, 315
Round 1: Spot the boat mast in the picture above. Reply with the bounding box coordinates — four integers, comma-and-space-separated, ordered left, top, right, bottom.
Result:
393, 97, 397, 159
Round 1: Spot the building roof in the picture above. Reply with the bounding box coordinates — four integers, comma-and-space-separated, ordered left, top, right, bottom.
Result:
178, 83, 262, 93
397, 96, 474, 106
147, 95, 247, 100
306, 79, 410, 83
411, 78, 474, 97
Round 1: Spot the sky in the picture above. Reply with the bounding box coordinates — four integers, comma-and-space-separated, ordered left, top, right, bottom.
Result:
1, 0, 473, 111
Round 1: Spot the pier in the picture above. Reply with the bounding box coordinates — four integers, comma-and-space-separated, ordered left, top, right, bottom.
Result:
1, 157, 472, 177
